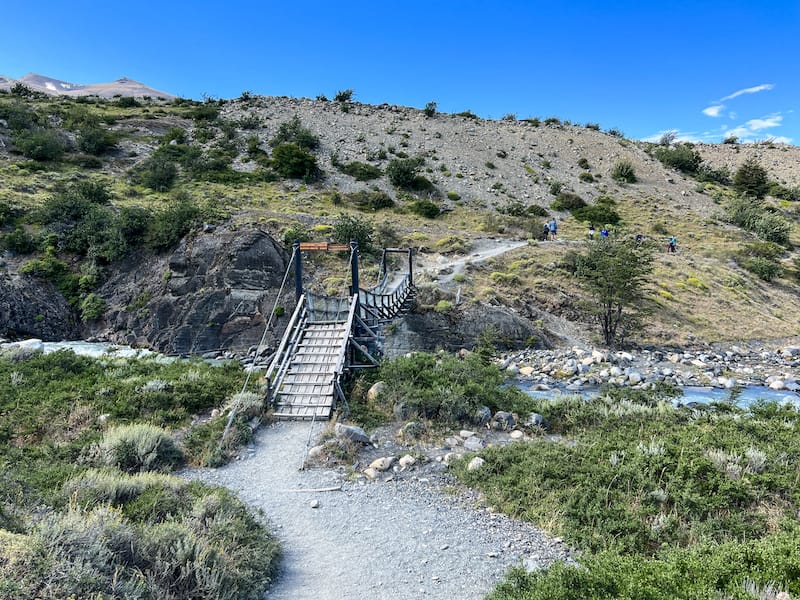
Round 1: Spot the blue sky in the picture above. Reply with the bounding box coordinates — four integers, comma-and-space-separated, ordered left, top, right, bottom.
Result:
2, 0, 797, 145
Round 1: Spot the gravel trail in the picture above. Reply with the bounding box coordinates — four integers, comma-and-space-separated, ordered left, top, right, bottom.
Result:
186, 421, 571, 600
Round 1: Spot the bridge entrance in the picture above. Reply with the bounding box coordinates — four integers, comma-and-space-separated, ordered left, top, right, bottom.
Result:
265, 241, 415, 420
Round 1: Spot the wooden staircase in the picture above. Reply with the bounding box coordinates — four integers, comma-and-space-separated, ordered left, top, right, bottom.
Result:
272, 321, 348, 420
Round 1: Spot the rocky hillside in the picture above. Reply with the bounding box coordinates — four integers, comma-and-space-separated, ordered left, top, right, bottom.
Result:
1, 89, 800, 353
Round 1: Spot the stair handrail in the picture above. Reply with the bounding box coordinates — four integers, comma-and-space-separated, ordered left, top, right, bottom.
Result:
265, 294, 307, 385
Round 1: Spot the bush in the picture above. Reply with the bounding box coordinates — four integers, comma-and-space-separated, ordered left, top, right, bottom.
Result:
653, 143, 702, 173
386, 156, 425, 189
754, 212, 793, 246
79, 293, 106, 321
742, 256, 781, 281
146, 194, 202, 251
282, 224, 310, 247
371, 352, 533, 423
578, 172, 595, 182
551, 192, 586, 212
13, 127, 66, 161
407, 199, 440, 218
577, 158, 590, 169
1, 226, 37, 254
134, 154, 178, 191
77, 125, 116, 155
337, 160, 382, 181
423, 101, 437, 117
347, 189, 394, 211
334, 89, 354, 102
734, 158, 769, 199
332, 214, 374, 253
94, 423, 184, 473
572, 204, 621, 225
269, 115, 320, 150
271, 142, 319, 180
610, 160, 637, 183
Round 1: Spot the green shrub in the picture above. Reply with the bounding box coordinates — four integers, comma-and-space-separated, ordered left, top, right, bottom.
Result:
13, 127, 66, 161
115, 96, 141, 108
332, 214, 374, 253
1, 226, 37, 254
338, 160, 382, 181
146, 194, 202, 251
754, 211, 793, 246
269, 115, 320, 150
423, 101, 437, 117
334, 89, 354, 103
271, 142, 319, 180
133, 154, 178, 191
79, 293, 106, 321
696, 164, 731, 185
734, 157, 769, 199
741, 256, 780, 281
572, 204, 621, 225
386, 156, 425, 189
94, 423, 184, 473
77, 125, 116, 155
654, 143, 702, 173
577, 158, 590, 169
578, 172, 595, 182
371, 352, 534, 423
347, 189, 395, 211
407, 199, 440, 218
610, 160, 637, 183
551, 192, 586, 211
282, 225, 310, 247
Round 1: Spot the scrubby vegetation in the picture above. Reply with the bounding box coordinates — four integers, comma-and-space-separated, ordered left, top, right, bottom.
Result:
0, 349, 278, 598
454, 389, 800, 599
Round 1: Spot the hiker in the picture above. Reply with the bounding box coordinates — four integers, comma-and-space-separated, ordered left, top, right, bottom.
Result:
549, 218, 558, 240
541, 222, 551, 241
635, 232, 644, 244
588, 223, 596, 239
667, 236, 678, 253
600, 226, 609, 238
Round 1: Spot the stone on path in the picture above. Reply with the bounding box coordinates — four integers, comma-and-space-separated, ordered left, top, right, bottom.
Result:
369, 456, 396, 472
467, 457, 485, 471
335, 423, 370, 444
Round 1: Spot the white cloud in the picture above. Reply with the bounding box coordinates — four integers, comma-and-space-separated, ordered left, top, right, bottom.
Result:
702, 105, 724, 117
746, 114, 782, 131
721, 83, 774, 101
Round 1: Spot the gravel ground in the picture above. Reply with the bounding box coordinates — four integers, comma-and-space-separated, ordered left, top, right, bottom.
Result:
185, 421, 572, 600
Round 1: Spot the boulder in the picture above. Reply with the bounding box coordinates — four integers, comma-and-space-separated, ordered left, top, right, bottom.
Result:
492, 411, 515, 430
474, 405, 492, 425
368, 457, 396, 472
335, 423, 370, 444
366, 381, 385, 402
467, 457, 485, 471
463, 436, 486, 452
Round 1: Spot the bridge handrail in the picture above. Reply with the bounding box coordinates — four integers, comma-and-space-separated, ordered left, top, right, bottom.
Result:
265, 294, 306, 383
333, 295, 360, 377
358, 272, 411, 322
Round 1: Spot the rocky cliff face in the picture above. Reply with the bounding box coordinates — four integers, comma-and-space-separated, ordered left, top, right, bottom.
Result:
0, 269, 79, 340
96, 226, 292, 355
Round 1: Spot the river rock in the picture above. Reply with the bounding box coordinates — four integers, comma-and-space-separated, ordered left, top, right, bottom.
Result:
474, 405, 492, 425
510, 430, 524, 440
492, 411, 515, 430
398, 455, 416, 468
467, 457, 485, 471
335, 423, 370, 444
369, 457, 396, 471
463, 436, 486, 452
367, 381, 385, 402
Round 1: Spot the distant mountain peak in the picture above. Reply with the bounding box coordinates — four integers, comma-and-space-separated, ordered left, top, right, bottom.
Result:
0, 72, 174, 99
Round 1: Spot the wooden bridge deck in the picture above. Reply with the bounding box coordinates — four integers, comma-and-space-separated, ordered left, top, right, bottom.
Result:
272, 322, 348, 420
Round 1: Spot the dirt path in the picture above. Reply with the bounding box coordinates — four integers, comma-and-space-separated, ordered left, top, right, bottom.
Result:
185, 421, 570, 599
418, 238, 529, 286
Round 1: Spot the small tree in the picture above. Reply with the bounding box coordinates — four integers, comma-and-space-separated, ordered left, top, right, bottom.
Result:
423, 101, 437, 117
734, 157, 769, 199
610, 160, 637, 184
332, 214, 374, 254
575, 237, 654, 347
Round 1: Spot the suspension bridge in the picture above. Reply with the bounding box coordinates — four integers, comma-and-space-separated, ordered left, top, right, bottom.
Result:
264, 241, 415, 420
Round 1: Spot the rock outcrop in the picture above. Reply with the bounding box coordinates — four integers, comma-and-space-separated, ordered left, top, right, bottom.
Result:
0, 269, 79, 340
96, 226, 292, 355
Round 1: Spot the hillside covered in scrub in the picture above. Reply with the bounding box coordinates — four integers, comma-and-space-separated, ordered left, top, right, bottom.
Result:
2, 86, 800, 351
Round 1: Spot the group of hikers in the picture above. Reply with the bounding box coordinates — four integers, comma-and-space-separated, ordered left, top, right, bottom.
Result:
540, 219, 679, 252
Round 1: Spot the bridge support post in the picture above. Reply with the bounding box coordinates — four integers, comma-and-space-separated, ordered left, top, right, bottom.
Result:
293, 240, 303, 300
350, 240, 360, 295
